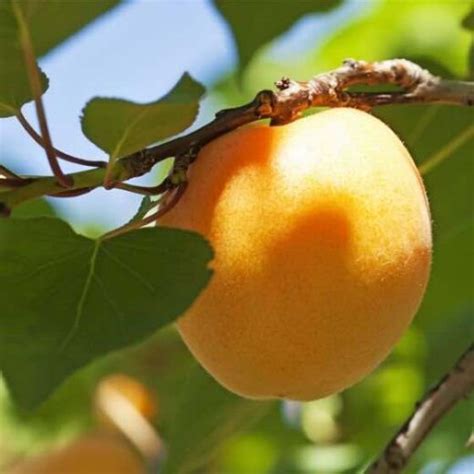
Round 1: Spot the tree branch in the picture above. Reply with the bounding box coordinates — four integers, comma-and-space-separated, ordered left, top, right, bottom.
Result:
1, 59, 473, 213
117, 58, 474, 178
366, 344, 474, 474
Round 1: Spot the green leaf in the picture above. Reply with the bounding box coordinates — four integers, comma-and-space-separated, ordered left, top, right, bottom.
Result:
81, 73, 205, 163
0, 0, 120, 118
125, 196, 156, 226
0, 217, 213, 410
163, 363, 271, 474
308, 1, 470, 80
11, 198, 56, 219
213, 0, 342, 71
16, 0, 121, 57
0, 1, 47, 117
461, 6, 474, 31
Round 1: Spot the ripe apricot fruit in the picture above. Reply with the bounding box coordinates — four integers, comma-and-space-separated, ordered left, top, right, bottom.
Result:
95, 373, 157, 430
159, 108, 432, 400
8, 434, 145, 474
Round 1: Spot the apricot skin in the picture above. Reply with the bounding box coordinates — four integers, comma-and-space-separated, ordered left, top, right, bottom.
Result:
159, 108, 432, 401
95, 373, 157, 430
8, 435, 144, 474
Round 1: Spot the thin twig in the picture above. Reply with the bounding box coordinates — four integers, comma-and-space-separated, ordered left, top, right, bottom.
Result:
13, 2, 72, 187
115, 181, 172, 196
48, 187, 94, 198
367, 344, 474, 473
16, 111, 107, 168
2, 59, 473, 212
119, 59, 474, 179
101, 183, 187, 240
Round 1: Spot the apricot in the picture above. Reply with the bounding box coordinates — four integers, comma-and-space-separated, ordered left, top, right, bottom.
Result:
8, 376, 159, 474
94, 373, 162, 460
159, 108, 432, 400
95, 373, 157, 430
8, 434, 145, 474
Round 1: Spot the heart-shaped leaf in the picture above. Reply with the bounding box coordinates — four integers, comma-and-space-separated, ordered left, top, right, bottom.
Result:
81, 73, 205, 164
0, 217, 213, 410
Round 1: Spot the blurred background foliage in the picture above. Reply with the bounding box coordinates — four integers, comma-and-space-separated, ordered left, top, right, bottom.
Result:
0, 0, 473, 473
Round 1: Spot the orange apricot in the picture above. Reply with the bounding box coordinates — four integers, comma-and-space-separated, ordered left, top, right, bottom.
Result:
7, 434, 145, 474
95, 373, 157, 429
159, 108, 432, 400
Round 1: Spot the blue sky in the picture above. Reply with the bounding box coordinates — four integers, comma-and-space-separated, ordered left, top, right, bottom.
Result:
0, 0, 360, 232
1, 0, 234, 231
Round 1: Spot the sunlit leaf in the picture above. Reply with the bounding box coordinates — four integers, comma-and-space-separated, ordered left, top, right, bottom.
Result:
81, 73, 205, 164
0, 217, 213, 409
307, 0, 471, 79
214, 0, 342, 71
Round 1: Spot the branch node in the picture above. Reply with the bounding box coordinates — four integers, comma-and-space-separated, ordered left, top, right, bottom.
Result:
275, 77, 291, 91
343, 58, 358, 69
255, 90, 276, 118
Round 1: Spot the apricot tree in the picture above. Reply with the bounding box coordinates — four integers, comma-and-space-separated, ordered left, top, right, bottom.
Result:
0, 1, 473, 473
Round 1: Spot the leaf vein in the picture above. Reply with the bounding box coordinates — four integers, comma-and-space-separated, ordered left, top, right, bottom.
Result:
100, 245, 156, 294
59, 240, 101, 352
93, 272, 125, 340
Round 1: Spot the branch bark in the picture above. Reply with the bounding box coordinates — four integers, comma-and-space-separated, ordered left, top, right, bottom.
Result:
1, 59, 473, 211
119, 58, 474, 179
366, 344, 474, 473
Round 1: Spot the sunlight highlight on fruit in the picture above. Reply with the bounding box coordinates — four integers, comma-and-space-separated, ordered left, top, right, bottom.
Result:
159, 108, 432, 400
